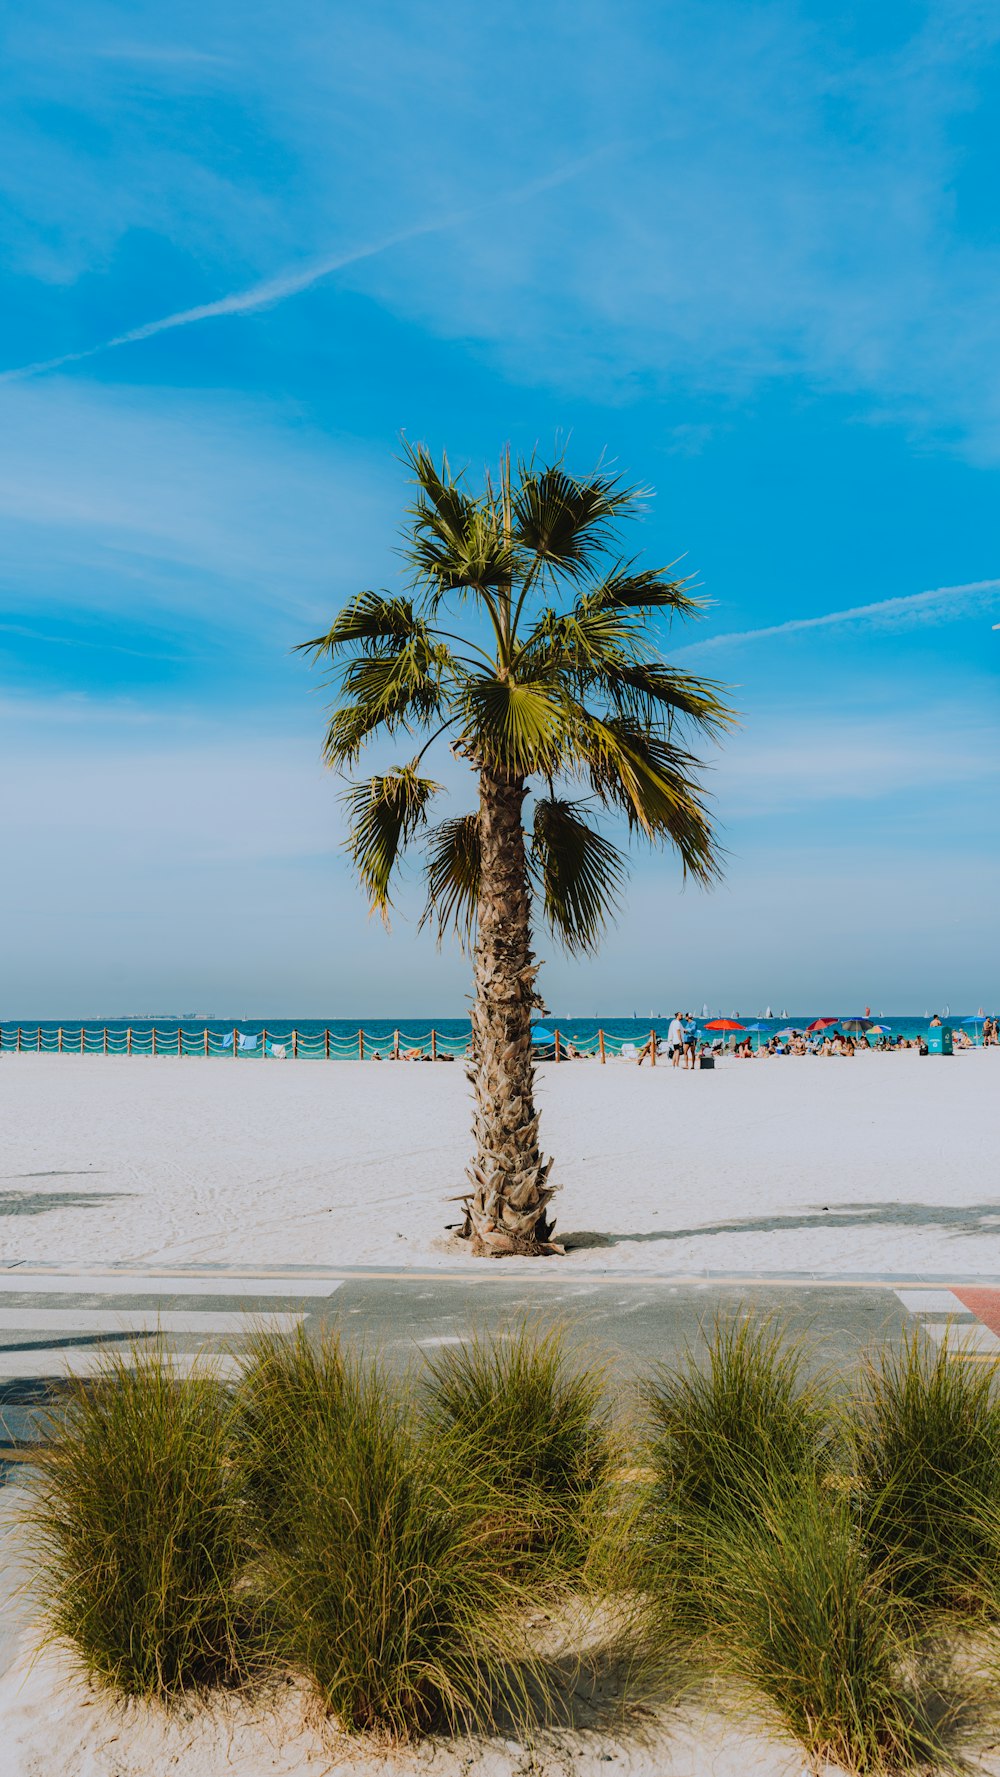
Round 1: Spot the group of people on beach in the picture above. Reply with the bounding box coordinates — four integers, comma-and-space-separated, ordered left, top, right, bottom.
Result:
357, 1011, 998, 1065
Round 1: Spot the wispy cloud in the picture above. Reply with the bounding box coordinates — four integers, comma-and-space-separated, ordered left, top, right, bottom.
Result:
0, 146, 621, 385
677, 579, 1000, 655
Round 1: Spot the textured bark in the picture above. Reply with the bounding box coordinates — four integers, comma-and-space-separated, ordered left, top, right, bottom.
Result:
460, 770, 561, 1256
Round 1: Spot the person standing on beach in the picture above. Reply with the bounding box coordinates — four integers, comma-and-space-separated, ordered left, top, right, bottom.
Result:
682, 1014, 698, 1070
667, 1011, 685, 1068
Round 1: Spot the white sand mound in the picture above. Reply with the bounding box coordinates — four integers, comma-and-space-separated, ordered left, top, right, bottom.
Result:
0, 1639, 809, 1777
0, 1049, 995, 1277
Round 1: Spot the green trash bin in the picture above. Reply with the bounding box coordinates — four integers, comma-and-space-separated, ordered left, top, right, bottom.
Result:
925, 1025, 953, 1055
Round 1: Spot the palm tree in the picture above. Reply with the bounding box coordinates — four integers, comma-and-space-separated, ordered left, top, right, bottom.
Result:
299, 446, 735, 1256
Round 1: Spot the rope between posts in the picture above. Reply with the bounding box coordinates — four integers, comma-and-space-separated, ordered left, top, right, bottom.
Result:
0, 1022, 639, 1059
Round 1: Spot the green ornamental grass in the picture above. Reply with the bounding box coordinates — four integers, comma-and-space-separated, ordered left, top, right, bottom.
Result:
643, 1314, 832, 1628
24, 1346, 249, 1700
712, 1477, 949, 1777
422, 1321, 616, 1579
851, 1329, 1000, 1616
234, 1327, 542, 1739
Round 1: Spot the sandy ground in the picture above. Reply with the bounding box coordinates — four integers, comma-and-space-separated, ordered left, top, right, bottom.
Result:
0, 1639, 817, 1777
0, 1049, 996, 1277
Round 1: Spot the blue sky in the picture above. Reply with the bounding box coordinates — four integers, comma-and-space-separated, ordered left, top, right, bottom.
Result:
1, 0, 997, 1016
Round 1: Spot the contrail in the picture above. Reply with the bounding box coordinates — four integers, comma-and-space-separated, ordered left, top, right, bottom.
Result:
0, 146, 620, 385
676, 578, 1000, 654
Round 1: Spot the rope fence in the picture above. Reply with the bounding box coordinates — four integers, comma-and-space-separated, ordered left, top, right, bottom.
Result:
0, 1024, 664, 1062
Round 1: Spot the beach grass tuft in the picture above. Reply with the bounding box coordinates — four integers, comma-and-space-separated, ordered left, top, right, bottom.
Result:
850, 1328, 1000, 1617
639, 1314, 970, 1772
642, 1313, 833, 1627
24, 1345, 250, 1700
710, 1476, 956, 1776
234, 1326, 542, 1739
422, 1320, 616, 1580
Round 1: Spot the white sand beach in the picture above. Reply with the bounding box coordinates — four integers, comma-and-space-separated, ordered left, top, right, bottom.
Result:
0, 1049, 996, 1278
0, 1636, 816, 1777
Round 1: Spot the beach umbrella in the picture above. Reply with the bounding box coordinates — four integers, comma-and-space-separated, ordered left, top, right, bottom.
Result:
806, 1018, 839, 1033
744, 1020, 769, 1050
704, 1018, 745, 1031
530, 1024, 554, 1045
960, 1015, 984, 1024
841, 1018, 874, 1033
867, 1023, 890, 1033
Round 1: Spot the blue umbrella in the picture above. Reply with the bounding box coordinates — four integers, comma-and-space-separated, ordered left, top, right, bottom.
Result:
531, 1025, 554, 1045
961, 1015, 985, 1024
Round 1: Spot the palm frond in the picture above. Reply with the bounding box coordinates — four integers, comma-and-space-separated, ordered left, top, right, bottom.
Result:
420, 814, 481, 945
402, 442, 511, 599
343, 767, 440, 921
296, 592, 424, 658
323, 642, 452, 765
590, 660, 735, 735
583, 561, 704, 616
516, 608, 734, 739
461, 676, 567, 776
530, 798, 627, 954
577, 717, 722, 881
511, 464, 641, 580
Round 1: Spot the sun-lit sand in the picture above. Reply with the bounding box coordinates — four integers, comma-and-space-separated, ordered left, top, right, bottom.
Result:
0, 1048, 995, 1278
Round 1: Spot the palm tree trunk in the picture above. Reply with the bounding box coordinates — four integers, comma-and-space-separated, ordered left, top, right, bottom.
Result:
461, 769, 560, 1256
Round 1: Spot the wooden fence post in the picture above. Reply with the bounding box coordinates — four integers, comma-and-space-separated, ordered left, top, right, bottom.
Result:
431, 1028, 437, 1061
650, 1027, 657, 1067
292, 1030, 298, 1059
151, 1027, 157, 1057
16, 1027, 21, 1053
80, 1026, 85, 1053
37, 1026, 41, 1052
203, 1028, 209, 1056
393, 1029, 400, 1059
261, 1027, 267, 1058
233, 1026, 239, 1059
598, 1028, 605, 1064
103, 1027, 108, 1055
358, 1028, 365, 1060
325, 1027, 330, 1059
178, 1027, 182, 1056
554, 1028, 561, 1062
57, 1026, 63, 1053
127, 1027, 132, 1055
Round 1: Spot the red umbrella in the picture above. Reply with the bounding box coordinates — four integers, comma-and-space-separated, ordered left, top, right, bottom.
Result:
704, 1018, 746, 1031
806, 1017, 839, 1033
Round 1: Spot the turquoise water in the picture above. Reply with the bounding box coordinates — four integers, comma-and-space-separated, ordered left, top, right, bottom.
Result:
0, 1014, 992, 1058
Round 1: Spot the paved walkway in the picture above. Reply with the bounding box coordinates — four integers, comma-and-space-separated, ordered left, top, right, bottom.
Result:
2, 1262, 999, 1459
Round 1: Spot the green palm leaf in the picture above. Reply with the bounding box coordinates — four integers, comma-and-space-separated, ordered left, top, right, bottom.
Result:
461, 676, 568, 776
583, 561, 703, 615
403, 442, 511, 597
421, 814, 481, 944
530, 798, 627, 954
511, 465, 640, 580
343, 767, 440, 920
297, 592, 425, 656
578, 717, 721, 881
